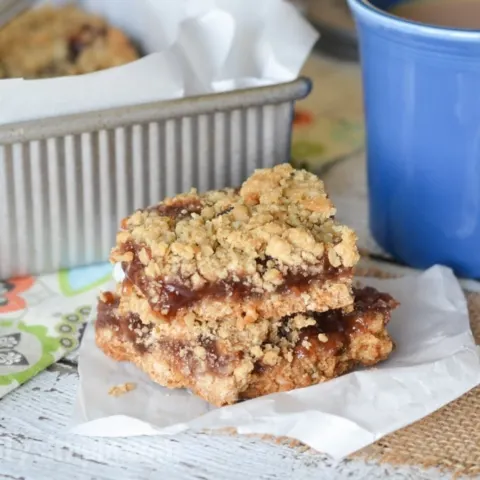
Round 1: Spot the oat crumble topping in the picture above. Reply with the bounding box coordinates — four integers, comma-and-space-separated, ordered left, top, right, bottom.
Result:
111, 164, 359, 314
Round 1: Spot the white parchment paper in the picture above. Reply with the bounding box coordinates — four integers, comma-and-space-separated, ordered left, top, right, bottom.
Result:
71, 266, 480, 458
0, 0, 318, 125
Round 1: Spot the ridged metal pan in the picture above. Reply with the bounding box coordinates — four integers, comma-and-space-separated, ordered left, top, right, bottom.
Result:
0, 77, 312, 279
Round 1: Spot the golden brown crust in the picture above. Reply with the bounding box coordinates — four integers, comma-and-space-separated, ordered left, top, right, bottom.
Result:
0, 5, 138, 79
111, 164, 360, 323
95, 287, 398, 407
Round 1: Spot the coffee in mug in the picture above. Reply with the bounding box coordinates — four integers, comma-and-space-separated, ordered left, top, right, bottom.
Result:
389, 0, 480, 29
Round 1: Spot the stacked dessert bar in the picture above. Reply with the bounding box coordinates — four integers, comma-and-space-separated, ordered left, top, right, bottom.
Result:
96, 164, 398, 406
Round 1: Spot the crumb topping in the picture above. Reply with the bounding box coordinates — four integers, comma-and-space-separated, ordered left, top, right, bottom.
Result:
108, 382, 136, 397
111, 164, 359, 313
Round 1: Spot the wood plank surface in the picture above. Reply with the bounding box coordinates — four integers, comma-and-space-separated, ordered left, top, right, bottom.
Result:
0, 364, 450, 480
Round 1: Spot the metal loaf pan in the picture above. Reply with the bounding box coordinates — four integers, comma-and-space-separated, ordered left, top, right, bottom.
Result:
0, 78, 312, 279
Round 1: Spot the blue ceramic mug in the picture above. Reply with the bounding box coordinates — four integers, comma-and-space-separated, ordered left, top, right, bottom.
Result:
347, 0, 480, 278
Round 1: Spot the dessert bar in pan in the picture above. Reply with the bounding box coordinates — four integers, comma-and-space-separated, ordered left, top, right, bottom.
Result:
0, 5, 139, 79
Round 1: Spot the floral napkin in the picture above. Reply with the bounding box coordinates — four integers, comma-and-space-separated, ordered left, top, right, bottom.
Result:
0, 264, 112, 398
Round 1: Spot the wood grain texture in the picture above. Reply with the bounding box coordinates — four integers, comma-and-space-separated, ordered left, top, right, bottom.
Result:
0, 365, 452, 480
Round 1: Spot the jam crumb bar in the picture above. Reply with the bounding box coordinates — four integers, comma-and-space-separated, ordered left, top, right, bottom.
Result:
96, 286, 398, 406
110, 164, 360, 326
95, 164, 397, 406
0, 5, 139, 79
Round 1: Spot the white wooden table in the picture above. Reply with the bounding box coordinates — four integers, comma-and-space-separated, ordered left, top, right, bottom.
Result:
2, 152, 474, 480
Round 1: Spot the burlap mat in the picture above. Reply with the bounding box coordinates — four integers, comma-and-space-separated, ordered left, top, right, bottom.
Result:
264, 268, 480, 478
352, 267, 480, 477
352, 290, 479, 478
218, 266, 480, 477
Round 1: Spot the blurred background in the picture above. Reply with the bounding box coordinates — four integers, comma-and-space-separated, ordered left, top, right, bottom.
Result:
290, 0, 363, 173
